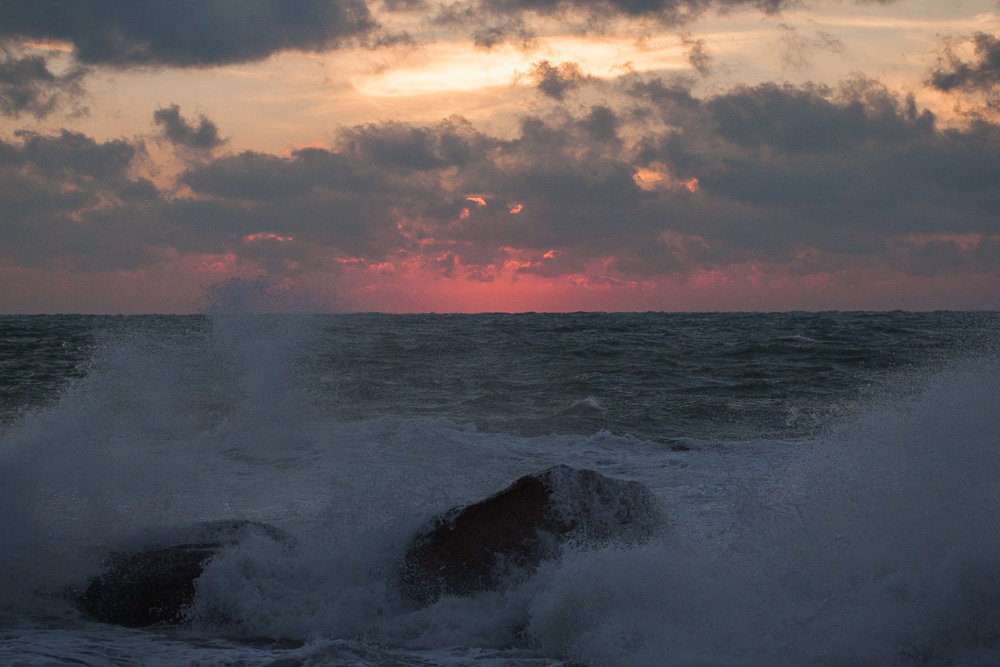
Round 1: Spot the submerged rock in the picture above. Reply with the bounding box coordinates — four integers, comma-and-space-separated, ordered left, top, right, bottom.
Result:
400, 465, 664, 604
78, 520, 290, 627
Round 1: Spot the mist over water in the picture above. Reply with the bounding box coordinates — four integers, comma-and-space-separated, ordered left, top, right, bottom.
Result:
529, 355, 1000, 665
1, 312, 998, 665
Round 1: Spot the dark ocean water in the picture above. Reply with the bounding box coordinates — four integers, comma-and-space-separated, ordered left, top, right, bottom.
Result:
1, 312, 999, 665
4, 311, 994, 438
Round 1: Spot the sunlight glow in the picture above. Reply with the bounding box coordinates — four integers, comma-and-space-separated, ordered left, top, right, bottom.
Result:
354, 36, 690, 97
243, 233, 294, 243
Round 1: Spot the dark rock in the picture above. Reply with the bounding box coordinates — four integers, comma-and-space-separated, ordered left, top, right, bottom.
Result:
400, 465, 664, 604
79, 520, 290, 627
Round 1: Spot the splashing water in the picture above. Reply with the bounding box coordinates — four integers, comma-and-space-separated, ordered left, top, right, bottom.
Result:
0, 313, 998, 665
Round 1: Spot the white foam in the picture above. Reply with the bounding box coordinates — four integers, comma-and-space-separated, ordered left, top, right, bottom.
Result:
3, 317, 1000, 665
523, 355, 1000, 664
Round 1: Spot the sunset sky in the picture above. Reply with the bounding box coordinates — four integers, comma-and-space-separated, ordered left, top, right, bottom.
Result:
2, 0, 999, 313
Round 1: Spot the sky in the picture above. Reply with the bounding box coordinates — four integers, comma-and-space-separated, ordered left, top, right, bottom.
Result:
1, 0, 999, 313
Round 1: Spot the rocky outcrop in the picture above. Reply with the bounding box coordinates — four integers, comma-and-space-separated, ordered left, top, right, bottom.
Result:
78, 520, 290, 627
399, 465, 664, 604
79, 470, 663, 624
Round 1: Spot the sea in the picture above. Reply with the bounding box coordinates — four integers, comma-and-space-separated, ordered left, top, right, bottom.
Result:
1, 311, 999, 666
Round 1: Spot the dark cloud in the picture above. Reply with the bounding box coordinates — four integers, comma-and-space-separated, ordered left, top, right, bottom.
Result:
174, 111, 651, 271
4, 71, 999, 284
704, 80, 932, 152
886, 235, 1000, 278
0, 0, 377, 67
337, 117, 496, 172
428, 3, 536, 49
928, 32, 1000, 93
680, 34, 712, 75
632, 76, 1000, 267
0, 130, 161, 269
473, 18, 536, 49
181, 150, 357, 200
476, 0, 787, 20
579, 105, 621, 142
2, 129, 136, 178
0, 51, 86, 118
171, 119, 500, 266
891, 239, 966, 277
531, 60, 595, 100
435, 0, 896, 46
153, 104, 225, 150
627, 75, 700, 114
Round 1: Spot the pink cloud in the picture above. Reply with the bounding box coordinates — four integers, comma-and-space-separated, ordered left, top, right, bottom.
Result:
243, 232, 294, 243
195, 252, 238, 273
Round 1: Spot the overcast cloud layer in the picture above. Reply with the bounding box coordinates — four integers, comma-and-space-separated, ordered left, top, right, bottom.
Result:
0, 0, 377, 66
0, 0, 998, 312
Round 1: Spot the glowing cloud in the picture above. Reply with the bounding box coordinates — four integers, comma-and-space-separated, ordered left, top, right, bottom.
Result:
354, 35, 690, 98
243, 233, 294, 243
195, 253, 237, 273
633, 166, 700, 193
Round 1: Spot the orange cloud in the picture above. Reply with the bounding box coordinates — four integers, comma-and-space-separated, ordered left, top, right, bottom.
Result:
633, 166, 699, 193
679, 178, 699, 193
633, 167, 665, 191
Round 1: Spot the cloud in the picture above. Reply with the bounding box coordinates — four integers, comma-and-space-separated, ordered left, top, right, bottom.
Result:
473, 17, 536, 49
337, 117, 494, 171
433, 0, 897, 47
928, 32, 1000, 94
0, 0, 377, 67
531, 60, 595, 100
680, 34, 712, 75
0, 0, 899, 70
777, 23, 845, 70
704, 79, 930, 152
0, 129, 161, 269
474, 0, 788, 21
1, 128, 137, 180
0, 50, 86, 118
631, 76, 1000, 269
171, 118, 499, 264
579, 105, 621, 143
4, 70, 1000, 288
153, 104, 225, 150
172, 112, 649, 275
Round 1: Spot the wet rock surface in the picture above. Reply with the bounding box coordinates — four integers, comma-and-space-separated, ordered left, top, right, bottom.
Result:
400, 465, 664, 604
78, 520, 290, 627
78, 469, 663, 625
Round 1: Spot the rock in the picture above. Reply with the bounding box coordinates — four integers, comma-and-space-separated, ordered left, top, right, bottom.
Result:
399, 465, 664, 604
78, 520, 290, 627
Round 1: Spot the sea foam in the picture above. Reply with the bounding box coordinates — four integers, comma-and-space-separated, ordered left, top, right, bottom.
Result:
1, 315, 999, 665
